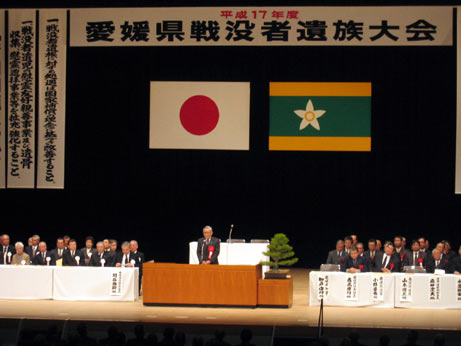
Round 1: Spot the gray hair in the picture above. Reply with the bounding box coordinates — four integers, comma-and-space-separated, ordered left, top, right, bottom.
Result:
121, 241, 130, 248
203, 225, 213, 231
15, 242, 24, 249
336, 240, 344, 245
32, 234, 40, 240
432, 248, 441, 255
130, 240, 138, 245
96, 241, 104, 247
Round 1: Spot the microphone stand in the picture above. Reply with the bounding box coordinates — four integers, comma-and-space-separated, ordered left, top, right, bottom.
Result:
226, 224, 234, 265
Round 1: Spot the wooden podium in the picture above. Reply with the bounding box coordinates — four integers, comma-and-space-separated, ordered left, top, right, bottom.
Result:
143, 263, 262, 306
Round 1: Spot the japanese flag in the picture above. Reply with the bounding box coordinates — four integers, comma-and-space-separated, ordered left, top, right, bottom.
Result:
149, 82, 250, 150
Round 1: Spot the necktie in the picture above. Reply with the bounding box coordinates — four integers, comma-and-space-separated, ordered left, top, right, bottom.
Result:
42, 253, 46, 261
100, 253, 103, 260
371, 251, 375, 259
436, 260, 439, 268
71, 251, 75, 258
59, 249, 62, 257
353, 259, 357, 266
123, 255, 127, 266
383, 255, 388, 268
206, 239, 210, 245
3, 246, 6, 253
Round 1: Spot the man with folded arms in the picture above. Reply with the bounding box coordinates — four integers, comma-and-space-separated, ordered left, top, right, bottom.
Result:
343, 247, 369, 273
89, 241, 111, 267
115, 242, 139, 267
364, 239, 381, 268
32, 242, 56, 266
11, 242, 30, 265
62, 239, 85, 266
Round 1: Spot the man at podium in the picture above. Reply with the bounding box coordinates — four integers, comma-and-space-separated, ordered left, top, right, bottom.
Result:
197, 226, 220, 264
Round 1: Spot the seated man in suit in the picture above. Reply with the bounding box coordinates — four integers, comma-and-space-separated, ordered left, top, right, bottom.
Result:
89, 241, 112, 267
11, 242, 30, 265
442, 240, 456, 262
32, 241, 56, 266
373, 242, 401, 272
364, 239, 381, 269
326, 240, 346, 268
197, 225, 220, 264
342, 247, 369, 273
394, 236, 407, 262
1, 234, 16, 258
115, 242, 139, 267
50, 238, 66, 261
25, 234, 40, 259
425, 248, 451, 273
452, 245, 461, 275
80, 236, 96, 265
418, 237, 427, 254
62, 239, 85, 266
402, 240, 426, 268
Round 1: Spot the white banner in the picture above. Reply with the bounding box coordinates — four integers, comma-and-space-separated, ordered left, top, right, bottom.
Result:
0, 10, 5, 189
317, 274, 329, 300
7, 10, 36, 188
37, 9, 66, 189
70, 7, 452, 47
345, 274, 358, 301
110, 269, 123, 296
457, 278, 461, 301
372, 274, 385, 302
400, 275, 413, 302
429, 276, 441, 301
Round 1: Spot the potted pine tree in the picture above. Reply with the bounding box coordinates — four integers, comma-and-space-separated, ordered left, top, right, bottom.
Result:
261, 233, 298, 279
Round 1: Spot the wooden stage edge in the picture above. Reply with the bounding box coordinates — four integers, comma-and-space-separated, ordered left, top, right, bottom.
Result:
0, 268, 461, 331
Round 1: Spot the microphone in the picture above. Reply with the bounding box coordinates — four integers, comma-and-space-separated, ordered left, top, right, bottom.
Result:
228, 224, 234, 243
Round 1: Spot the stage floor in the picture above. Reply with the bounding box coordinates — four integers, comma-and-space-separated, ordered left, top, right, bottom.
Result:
1, 269, 460, 331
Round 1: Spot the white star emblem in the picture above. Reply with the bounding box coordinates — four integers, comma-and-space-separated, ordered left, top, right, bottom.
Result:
294, 99, 326, 131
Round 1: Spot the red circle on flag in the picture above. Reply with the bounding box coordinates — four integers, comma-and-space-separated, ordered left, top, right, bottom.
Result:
180, 95, 219, 136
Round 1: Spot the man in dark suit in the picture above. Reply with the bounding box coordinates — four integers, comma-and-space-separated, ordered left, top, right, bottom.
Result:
50, 238, 66, 261
442, 240, 456, 262
344, 236, 353, 255
418, 237, 427, 255
364, 239, 382, 269
89, 242, 112, 267
62, 239, 85, 266
106, 239, 120, 267
425, 248, 451, 273
130, 240, 145, 265
373, 242, 401, 272
394, 236, 407, 262
115, 242, 139, 267
197, 225, 220, 264
25, 234, 40, 258
80, 236, 96, 265
402, 240, 426, 268
452, 245, 461, 274
342, 247, 369, 273
326, 240, 346, 267
1, 234, 16, 257
32, 241, 56, 265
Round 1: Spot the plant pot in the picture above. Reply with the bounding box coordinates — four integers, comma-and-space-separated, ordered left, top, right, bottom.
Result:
264, 269, 290, 279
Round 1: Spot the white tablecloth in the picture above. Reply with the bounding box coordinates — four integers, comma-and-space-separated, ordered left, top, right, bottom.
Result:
0, 265, 53, 300
189, 242, 270, 273
394, 273, 461, 309
309, 271, 395, 308
53, 267, 139, 301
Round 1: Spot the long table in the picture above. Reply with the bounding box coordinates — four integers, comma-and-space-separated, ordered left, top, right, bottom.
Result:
143, 263, 261, 306
189, 241, 269, 274
0, 265, 139, 301
309, 271, 461, 309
